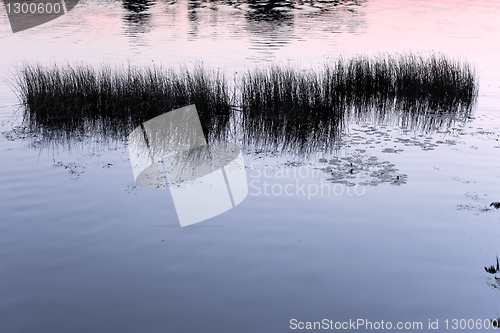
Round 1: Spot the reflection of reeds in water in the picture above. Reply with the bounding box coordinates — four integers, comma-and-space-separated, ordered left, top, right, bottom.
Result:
15, 54, 478, 153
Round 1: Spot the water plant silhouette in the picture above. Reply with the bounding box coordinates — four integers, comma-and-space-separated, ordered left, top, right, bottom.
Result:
13, 54, 478, 154
485, 256, 500, 274
14, 63, 232, 142
483, 257, 500, 327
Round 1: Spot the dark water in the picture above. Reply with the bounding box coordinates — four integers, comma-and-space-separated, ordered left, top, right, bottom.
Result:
1, 0, 500, 332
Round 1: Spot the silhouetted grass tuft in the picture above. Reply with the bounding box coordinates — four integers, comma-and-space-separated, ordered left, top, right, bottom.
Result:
15, 63, 232, 140
237, 54, 477, 152
485, 256, 500, 274
14, 54, 478, 151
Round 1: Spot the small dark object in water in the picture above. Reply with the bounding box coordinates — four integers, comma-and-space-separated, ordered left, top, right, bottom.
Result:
485, 256, 500, 274
492, 318, 500, 328
490, 202, 500, 209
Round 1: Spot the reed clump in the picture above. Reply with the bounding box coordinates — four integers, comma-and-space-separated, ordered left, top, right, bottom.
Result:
14, 54, 478, 148
239, 54, 477, 117
238, 54, 477, 151
15, 63, 232, 139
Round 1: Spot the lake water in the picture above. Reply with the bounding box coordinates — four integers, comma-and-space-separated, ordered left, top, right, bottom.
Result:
1, 0, 500, 332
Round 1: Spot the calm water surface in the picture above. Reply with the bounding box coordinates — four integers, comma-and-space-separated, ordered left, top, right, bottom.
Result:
1, 0, 500, 332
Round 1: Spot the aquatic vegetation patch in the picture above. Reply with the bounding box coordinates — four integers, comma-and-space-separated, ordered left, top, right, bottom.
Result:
14, 63, 232, 140
490, 202, 500, 209
13, 53, 478, 152
485, 257, 500, 274
343, 125, 465, 154
381, 147, 404, 153
53, 161, 85, 180
239, 54, 477, 138
457, 192, 498, 214
239, 53, 477, 153
317, 153, 408, 186
484, 257, 500, 302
